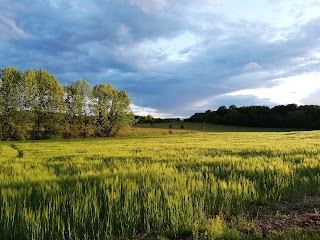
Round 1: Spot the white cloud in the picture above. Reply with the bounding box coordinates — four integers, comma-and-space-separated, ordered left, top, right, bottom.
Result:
190, 98, 211, 109
176, 0, 222, 13
116, 24, 132, 42
0, 16, 27, 40
153, 32, 199, 62
225, 72, 320, 105
219, 0, 320, 29
129, 0, 168, 12
130, 103, 176, 118
225, 71, 275, 89
242, 62, 263, 72
303, 88, 320, 104
114, 32, 199, 69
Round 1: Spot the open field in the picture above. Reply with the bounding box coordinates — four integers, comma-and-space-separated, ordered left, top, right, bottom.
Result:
134, 121, 299, 132
0, 127, 320, 239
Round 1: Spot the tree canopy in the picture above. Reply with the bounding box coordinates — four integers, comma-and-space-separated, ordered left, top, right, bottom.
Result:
186, 104, 320, 130
0, 67, 134, 140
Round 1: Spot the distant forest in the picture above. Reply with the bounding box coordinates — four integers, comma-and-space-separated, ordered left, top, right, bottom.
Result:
0, 67, 133, 140
186, 104, 320, 129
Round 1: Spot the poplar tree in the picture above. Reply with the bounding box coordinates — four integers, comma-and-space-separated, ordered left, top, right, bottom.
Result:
91, 84, 133, 137
0, 67, 29, 139
0, 67, 133, 140
32, 69, 65, 139
64, 80, 91, 137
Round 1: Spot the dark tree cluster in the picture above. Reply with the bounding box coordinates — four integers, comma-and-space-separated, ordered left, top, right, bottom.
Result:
135, 115, 181, 124
0, 67, 134, 140
186, 104, 320, 129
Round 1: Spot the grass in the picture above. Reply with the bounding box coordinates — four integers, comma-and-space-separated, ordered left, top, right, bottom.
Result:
0, 125, 319, 239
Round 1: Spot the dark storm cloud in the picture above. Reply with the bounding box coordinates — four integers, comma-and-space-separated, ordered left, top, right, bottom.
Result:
1, 0, 320, 117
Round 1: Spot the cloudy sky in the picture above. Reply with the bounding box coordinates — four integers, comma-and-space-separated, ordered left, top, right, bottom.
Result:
1, 0, 320, 117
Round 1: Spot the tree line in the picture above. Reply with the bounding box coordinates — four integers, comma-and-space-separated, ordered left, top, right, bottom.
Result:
135, 115, 181, 124
0, 67, 134, 140
186, 104, 320, 129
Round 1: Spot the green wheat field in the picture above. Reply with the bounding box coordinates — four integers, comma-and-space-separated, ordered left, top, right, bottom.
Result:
1, 123, 320, 239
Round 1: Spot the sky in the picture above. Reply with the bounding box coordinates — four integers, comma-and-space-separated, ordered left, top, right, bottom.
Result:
1, 0, 320, 118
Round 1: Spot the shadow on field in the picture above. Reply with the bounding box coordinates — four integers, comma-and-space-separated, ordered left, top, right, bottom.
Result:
134, 122, 308, 133
249, 196, 320, 236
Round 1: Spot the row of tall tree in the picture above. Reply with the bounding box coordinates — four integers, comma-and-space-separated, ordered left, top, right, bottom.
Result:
0, 67, 134, 140
187, 104, 320, 129
135, 115, 181, 124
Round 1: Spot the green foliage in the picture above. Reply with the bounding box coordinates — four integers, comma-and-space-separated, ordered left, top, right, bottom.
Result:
32, 69, 65, 139
0, 130, 320, 239
192, 215, 226, 240
92, 84, 133, 137
0, 67, 133, 140
64, 80, 91, 138
135, 115, 181, 124
0, 67, 32, 140
187, 104, 320, 130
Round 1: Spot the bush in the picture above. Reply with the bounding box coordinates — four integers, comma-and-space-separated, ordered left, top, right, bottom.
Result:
192, 215, 226, 240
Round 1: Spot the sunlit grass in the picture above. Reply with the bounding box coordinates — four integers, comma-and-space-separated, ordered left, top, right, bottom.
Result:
0, 128, 320, 239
